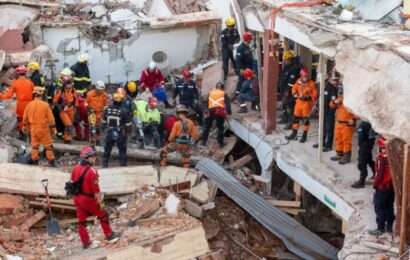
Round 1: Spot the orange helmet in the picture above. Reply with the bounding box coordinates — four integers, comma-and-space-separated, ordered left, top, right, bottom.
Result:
243, 32, 253, 42
80, 146, 96, 159
242, 68, 254, 80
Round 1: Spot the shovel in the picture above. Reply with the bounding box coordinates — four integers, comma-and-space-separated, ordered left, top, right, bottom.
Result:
41, 179, 61, 235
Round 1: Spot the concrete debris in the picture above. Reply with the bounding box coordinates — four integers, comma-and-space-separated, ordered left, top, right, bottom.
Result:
191, 180, 210, 204
0, 194, 24, 214
165, 193, 180, 215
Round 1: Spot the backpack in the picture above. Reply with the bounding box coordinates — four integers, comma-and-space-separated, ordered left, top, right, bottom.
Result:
65, 166, 91, 197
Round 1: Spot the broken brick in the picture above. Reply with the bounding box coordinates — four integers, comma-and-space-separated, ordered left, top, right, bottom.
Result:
20, 211, 46, 231
0, 194, 24, 214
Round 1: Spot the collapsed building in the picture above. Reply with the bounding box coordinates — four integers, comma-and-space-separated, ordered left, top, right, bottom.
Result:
1, 0, 410, 259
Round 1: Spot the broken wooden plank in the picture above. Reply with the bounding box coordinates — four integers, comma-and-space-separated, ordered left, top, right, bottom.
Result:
280, 208, 306, 216
267, 200, 301, 208
35, 198, 74, 206
162, 181, 191, 193
229, 154, 253, 170
20, 211, 46, 231
29, 201, 76, 211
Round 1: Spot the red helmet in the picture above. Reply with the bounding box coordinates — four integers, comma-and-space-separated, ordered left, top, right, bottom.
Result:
378, 136, 386, 150
80, 146, 96, 159
242, 68, 254, 80
243, 32, 253, 42
182, 69, 192, 80
300, 68, 309, 77
148, 97, 158, 109
15, 65, 27, 75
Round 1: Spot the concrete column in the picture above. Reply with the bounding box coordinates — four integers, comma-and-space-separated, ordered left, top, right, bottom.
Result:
261, 30, 279, 134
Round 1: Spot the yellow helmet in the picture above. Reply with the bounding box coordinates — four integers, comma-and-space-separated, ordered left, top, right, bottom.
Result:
225, 16, 236, 27
127, 81, 138, 93
283, 50, 295, 61
113, 92, 123, 102
33, 86, 45, 95
27, 61, 40, 71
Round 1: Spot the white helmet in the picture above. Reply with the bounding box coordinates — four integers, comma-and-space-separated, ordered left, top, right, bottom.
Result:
60, 67, 73, 77
96, 81, 105, 90
78, 53, 90, 63
148, 61, 157, 70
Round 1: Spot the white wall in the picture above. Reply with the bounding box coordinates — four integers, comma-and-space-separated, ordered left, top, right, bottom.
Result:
42, 26, 200, 84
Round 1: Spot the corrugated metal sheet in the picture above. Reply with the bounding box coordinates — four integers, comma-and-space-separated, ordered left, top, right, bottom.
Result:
196, 158, 338, 260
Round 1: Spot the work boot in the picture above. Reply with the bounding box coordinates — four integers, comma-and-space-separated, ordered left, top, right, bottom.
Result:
331, 152, 343, 161
368, 228, 384, 236
286, 129, 297, 141
386, 224, 393, 234
323, 147, 332, 152
339, 152, 352, 165
106, 232, 120, 244
48, 160, 57, 168
29, 159, 39, 165
312, 143, 319, 148
299, 131, 307, 143
351, 177, 365, 189
238, 106, 248, 113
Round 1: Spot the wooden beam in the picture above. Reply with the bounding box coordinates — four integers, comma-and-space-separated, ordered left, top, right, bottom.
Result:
267, 200, 301, 208
229, 154, 253, 170
29, 201, 76, 211
293, 183, 302, 201
400, 144, 410, 255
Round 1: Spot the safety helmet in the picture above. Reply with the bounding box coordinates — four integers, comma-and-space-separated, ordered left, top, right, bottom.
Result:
27, 61, 40, 71
60, 68, 73, 77
127, 81, 137, 93
148, 61, 157, 70
176, 104, 189, 114
182, 69, 192, 80
78, 53, 90, 63
96, 81, 105, 90
242, 68, 254, 80
148, 97, 158, 109
225, 16, 236, 27
243, 32, 253, 43
16, 65, 28, 75
216, 81, 224, 89
80, 146, 97, 159
113, 92, 123, 102
33, 86, 45, 96
378, 136, 386, 150
283, 50, 295, 61
300, 68, 309, 77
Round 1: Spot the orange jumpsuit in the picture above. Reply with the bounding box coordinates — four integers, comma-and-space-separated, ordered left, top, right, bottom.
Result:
53, 88, 78, 142
330, 96, 355, 154
291, 79, 317, 131
0, 76, 34, 130
160, 118, 199, 168
86, 89, 108, 123
23, 98, 56, 161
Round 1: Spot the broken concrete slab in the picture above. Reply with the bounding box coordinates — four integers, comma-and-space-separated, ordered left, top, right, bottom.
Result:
191, 181, 210, 204
159, 166, 198, 187
184, 199, 203, 218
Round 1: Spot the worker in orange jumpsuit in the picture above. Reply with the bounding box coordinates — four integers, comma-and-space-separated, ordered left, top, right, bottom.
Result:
53, 77, 78, 143
0, 66, 34, 136
330, 88, 356, 165
160, 105, 199, 168
86, 81, 108, 145
286, 68, 318, 143
23, 87, 56, 167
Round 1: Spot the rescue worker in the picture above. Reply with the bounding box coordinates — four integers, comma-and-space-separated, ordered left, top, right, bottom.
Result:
74, 91, 89, 141
221, 17, 240, 80
235, 32, 254, 96
71, 53, 91, 95
86, 81, 108, 145
53, 68, 73, 138
71, 146, 120, 249
202, 81, 231, 148
369, 137, 395, 236
139, 62, 171, 108
27, 61, 45, 87
286, 68, 318, 143
174, 69, 202, 124
238, 68, 259, 113
160, 105, 199, 168
22, 87, 56, 166
162, 114, 177, 143
330, 87, 356, 164
102, 93, 132, 168
312, 75, 339, 151
0, 65, 34, 135
278, 51, 302, 129
125, 81, 138, 99
134, 97, 162, 148
53, 76, 78, 143
351, 121, 376, 188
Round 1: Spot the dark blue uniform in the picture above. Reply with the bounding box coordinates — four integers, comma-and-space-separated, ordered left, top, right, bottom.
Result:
102, 102, 132, 168
174, 79, 202, 124
235, 43, 254, 93
221, 27, 240, 80
357, 121, 376, 179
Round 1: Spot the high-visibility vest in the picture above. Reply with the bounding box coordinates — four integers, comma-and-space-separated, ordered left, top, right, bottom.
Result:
208, 89, 225, 109
134, 100, 160, 123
